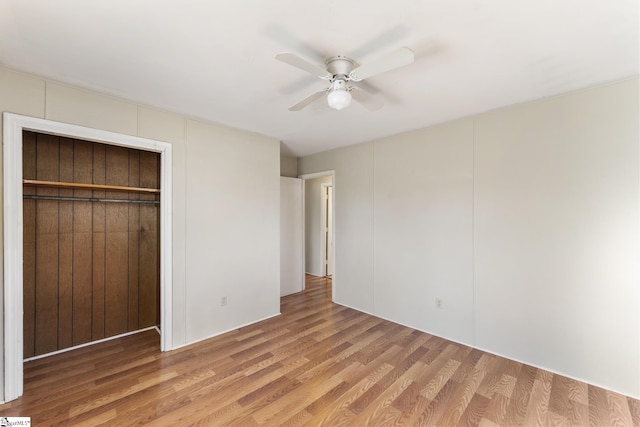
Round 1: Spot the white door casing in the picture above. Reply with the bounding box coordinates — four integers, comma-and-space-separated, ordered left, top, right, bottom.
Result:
321, 183, 334, 277
3, 113, 173, 402
327, 185, 333, 276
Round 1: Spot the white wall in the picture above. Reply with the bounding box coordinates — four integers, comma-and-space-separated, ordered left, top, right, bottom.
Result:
473, 80, 639, 395
184, 120, 280, 343
0, 66, 281, 400
374, 121, 474, 344
298, 78, 640, 398
305, 175, 332, 276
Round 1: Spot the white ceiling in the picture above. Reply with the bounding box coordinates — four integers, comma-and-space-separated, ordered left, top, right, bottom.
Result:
0, 1, 637, 157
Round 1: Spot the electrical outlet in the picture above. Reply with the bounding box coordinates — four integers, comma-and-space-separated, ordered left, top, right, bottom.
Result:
436, 298, 443, 309
221, 296, 227, 306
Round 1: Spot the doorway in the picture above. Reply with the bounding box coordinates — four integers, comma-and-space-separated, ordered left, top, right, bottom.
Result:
299, 171, 335, 297
3, 113, 173, 402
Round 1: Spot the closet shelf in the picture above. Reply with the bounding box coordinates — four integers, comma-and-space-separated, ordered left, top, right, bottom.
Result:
23, 179, 160, 194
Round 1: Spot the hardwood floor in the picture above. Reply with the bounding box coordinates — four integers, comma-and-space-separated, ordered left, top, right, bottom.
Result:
1, 274, 638, 426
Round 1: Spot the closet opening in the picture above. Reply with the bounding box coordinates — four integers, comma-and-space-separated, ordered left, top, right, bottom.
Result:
22, 130, 160, 359
3, 113, 173, 402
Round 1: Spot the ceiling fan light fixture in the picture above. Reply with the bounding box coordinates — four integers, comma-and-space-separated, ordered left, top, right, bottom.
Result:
327, 78, 351, 110
277, 46, 414, 112
327, 89, 352, 110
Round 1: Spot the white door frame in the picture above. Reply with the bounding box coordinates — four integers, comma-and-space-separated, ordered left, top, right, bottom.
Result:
320, 183, 333, 277
299, 171, 335, 297
3, 113, 173, 401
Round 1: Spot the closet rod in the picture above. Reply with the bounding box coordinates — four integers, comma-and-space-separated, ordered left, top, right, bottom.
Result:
23, 194, 160, 205
23, 179, 160, 194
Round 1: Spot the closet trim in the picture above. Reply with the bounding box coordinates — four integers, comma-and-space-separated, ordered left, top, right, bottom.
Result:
3, 113, 174, 403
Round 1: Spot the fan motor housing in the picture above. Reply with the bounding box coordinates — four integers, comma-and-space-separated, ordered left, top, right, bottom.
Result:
324, 56, 357, 78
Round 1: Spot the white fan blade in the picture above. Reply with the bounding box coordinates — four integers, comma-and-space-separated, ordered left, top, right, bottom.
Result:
289, 90, 327, 111
276, 53, 331, 79
350, 87, 384, 111
349, 47, 414, 81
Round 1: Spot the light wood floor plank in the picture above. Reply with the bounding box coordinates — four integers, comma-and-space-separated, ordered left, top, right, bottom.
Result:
306, 362, 394, 425
459, 393, 491, 427
0, 275, 637, 426
630, 396, 640, 426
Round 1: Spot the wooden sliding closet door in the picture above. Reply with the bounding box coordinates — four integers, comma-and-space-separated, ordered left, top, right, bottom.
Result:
22, 130, 160, 359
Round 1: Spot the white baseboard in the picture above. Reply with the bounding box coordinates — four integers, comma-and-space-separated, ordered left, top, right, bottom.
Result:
173, 312, 282, 351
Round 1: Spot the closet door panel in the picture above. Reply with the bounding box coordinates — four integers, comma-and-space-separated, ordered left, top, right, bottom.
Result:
72, 140, 94, 345
36, 134, 59, 197
92, 234, 106, 339
57, 138, 74, 349
22, 131, 37, 358
35, 202, 58, 355
128, 151, 140, 331
139, 207, 158, 328
35, 134, 59, 355
73, 141, 94, 197
105, 227, 128, 336
72, 217, 93, 345
23, 202, 36, 359
139, 151, 159, 327
92, 144, 106, 340
105, 146, 130, 336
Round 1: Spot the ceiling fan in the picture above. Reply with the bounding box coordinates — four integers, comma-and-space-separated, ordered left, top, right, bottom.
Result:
275, 47, 415, 111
